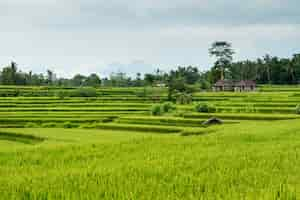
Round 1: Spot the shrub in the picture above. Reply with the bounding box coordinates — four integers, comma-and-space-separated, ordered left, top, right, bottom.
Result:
174, 92, 193, 105
162, 102, 176, 113
195, 103, 209, 112
296, 104, 300, 114
195, 103, 216, 113
56, 91, 67, 99
151, 104, 163, 116
208, 106, 217, 113
63, 122, 78, 128
41, 123, 58, 128
151, 103, 176, 116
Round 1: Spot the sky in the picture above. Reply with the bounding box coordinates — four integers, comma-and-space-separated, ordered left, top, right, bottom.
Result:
0, 0, 299, 78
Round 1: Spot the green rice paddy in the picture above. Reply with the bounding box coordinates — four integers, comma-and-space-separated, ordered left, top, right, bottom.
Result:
1, 85, 300, 199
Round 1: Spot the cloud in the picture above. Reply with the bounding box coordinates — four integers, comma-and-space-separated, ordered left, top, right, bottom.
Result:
1, 0, 299, 31
0, 0, 299, 77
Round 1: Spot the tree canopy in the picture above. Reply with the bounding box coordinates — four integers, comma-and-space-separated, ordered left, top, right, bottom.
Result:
209, 41, 235, 80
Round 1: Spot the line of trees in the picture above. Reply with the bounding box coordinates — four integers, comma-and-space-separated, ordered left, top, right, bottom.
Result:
229, 54, 300, 84
1, 46, 300, 88
207, 41, 300, 84
0, 62, 203, 88
0, 62, 121, 87
206, 53, 300, 85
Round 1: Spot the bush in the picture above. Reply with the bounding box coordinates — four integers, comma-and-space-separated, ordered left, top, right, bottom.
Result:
63, 121, 78, 128
56, 91, 67, 99
151, 103, 176, 116
195, 103, 216, 113
296, 104, 300, 114
195, 103, 209, 112
41, 123, 58, 128
162, 102, 176, 113
151, 104, 163, 116
174, 92, 193, 105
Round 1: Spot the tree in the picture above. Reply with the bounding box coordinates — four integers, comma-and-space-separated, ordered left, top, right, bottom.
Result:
144, 74, 155, 86
292, 54, 300, 83
175, 66, 200, 84
46, 69, 55, 85
110, 72, 129, 87
134, 72, 143, 87
263, 54, 272, 84
10, 61, 17, 83
31, 74, 45, 86
25, 71, 33, 85
84, 73, 101, 87
209, 41, 235, 80
71, 74, 86, 87
1, 62, 18, 85
166, 69, 195, 101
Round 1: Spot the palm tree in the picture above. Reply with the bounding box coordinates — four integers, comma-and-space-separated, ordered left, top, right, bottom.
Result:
263, 54, 272, 84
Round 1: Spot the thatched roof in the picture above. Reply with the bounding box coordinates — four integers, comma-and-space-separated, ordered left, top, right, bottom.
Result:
235, 80, 256, 87
214, 80, 234, 87
214, 80, 256, 87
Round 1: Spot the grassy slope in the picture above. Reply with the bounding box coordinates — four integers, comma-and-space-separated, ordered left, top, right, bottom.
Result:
1, 120, 300, 199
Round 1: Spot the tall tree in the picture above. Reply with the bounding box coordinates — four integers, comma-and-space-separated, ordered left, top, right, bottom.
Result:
209, 41, 235, 80
263, 54, 272, 84
292, 54, 300, 83
46, 70, 55, 85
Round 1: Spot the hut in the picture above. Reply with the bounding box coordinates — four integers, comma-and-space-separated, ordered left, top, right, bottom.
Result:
212, 80, 234, 92
234, 80, 256, 92
213, 80, 256, 92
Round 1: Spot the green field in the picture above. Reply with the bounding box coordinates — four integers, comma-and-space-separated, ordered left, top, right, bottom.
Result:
1, 86, 300, 199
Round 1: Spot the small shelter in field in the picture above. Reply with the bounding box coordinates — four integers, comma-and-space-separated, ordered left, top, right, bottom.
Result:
234, 80, 256, 92
213, 80, 256, 92
212, 80, 234, 92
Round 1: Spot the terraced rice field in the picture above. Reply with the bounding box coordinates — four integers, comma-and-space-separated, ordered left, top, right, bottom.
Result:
2, 86, 300, 199
1, 86, 300, 128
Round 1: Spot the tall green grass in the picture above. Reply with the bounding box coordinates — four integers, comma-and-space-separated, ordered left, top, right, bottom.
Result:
1, 120, 300, 199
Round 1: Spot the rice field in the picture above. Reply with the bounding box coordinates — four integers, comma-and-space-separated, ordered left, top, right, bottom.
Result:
1, 85, 300, 199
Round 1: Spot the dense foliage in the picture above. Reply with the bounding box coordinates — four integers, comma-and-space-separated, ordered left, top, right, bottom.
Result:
195, 103, 216, 113
151, 102, 176, 116
1, 51, 300, 89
